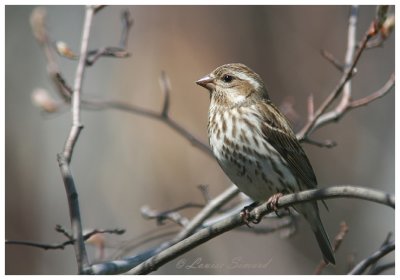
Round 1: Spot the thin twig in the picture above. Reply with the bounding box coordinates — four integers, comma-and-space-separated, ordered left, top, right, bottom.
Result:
81, 98, 213, 157
55, 224, 73, 240
297, 5, 382, 141
314, 222, 349, 274
302, 72, 395, 138
198, 185, 211, 203
94, 5, 107, 14
349, 73, 395, 108
338, 5, 358, 110
112, 226, 178, 259
367, 232, 392, 273
30, 8, 71, 101
6, 240, 68, 250
88, 185, 394, 274
368, 262, 395, 275
58, 6, 95, 274
320, 49, 344, 72
141, 203, 205, 227
6, 228, 125, 251
302, 138, 337, 148
307, 94, 315, 121
62, 6, 94, 162
86, 10, 133, 66
159, 71, 171, 117
119, 9, 133, 48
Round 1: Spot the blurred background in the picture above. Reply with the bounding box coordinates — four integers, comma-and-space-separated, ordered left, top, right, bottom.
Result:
5, 5, 395, 274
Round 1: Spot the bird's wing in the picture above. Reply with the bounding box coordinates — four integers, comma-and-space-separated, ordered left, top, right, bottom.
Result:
257, 101, 318, 188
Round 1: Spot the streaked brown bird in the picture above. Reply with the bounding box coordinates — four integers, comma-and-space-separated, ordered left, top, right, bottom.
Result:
196, 63, 335, 264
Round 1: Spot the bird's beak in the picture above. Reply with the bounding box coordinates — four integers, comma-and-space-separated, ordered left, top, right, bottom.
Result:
196, 75, 215, 91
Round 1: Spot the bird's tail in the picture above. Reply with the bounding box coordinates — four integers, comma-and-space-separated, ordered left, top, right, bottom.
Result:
295, 202, 335, 264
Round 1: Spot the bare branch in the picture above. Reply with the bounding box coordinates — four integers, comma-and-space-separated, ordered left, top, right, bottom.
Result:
119, 9, 134, 48
348, 240, 394, 274
62, 6, 94, 163
55, 224, 73, 240
235, 215, 297, 237
57, 155, 90, 272
297, 5, 384, 141
6, 228, 125, 251
30, 7, 71, 101
141, 204, 206, 227
367, 232, 393, 273
159, 71, 171, 117
307, 94, 315, 121
112, 227, 178, 259
6, 240, 68, 250
173, 185, 240, 241
302, 138, 337, 148
88, 185, 394, 274
86, 9, 133, 66
320, 49, 344, 72
197, 185, 211, 203
368, 262, 395, 275
57, 5, 95, 273
339, 5, 358, 109
349, 73, 395, 108
301, 72, 394, 135
314, 222, 349, 274
94, 5, 107, 14
81, 98, 213, 157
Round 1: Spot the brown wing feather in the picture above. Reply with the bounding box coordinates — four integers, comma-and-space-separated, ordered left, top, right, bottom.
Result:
257, 101, 318, 189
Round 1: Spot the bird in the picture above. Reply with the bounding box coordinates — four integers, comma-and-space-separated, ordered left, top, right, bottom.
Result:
196, 63, 335, 264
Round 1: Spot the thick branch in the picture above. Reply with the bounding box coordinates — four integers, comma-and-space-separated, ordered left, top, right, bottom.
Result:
88, 185, 394, 274
57, 155, 89, 273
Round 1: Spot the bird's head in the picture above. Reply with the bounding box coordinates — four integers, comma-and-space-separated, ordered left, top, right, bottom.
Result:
196, 63, 269, 107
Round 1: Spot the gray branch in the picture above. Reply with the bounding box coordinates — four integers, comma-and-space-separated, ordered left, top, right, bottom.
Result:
57, 6, 95, 274
348, 241, 395, 274
87, 185, 394, 274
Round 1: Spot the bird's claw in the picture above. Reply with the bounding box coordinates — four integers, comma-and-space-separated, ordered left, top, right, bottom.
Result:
240, 202, 260, 227
267, 193, 283, 215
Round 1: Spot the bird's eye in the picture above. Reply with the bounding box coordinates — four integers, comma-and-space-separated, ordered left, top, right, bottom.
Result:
222, 75, 234, 83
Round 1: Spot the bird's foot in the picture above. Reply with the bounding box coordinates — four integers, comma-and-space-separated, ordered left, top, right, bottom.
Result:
266, 193, 284, 215
240, 201, 260, 227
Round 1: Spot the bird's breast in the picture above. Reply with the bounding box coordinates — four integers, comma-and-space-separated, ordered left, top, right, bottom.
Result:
207, 107, 299, 201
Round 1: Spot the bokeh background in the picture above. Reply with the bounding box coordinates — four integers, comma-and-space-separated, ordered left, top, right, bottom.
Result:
5, 5, 395, 274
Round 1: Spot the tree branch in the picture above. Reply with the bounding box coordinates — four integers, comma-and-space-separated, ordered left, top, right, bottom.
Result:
87, 185, 394, 274
368, 262, 395, 275
80, 93, 213, 158
314, 222, 349, 274
297, 5, 392, 142
86, 9, 133, 66
348, 240, 395, 274
300, 72, 394, 137
26, 6, 394, 275
6, 228, 125, 251
56, 6, 95, 274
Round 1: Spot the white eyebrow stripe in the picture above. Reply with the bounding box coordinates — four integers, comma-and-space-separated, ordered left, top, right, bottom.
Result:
234, 72, 260, 90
